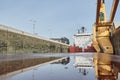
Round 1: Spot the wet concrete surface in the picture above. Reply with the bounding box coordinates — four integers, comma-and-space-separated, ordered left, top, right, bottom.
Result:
0, 53, 120, 80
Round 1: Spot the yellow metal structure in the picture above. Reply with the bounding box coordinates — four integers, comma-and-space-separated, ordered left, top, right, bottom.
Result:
93, 0, 119, 54
93, 0, 119, 79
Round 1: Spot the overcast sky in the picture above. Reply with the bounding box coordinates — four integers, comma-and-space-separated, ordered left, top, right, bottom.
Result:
0, 0, 120, 44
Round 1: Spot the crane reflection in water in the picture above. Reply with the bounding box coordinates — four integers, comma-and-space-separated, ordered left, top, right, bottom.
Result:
94, 53, 120, 80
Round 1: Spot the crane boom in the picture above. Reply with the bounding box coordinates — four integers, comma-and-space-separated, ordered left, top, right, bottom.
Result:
96, 0, 101, 24
109, 0, 119, 23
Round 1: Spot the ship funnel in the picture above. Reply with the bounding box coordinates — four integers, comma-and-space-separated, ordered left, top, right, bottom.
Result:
81, 27, 86, 33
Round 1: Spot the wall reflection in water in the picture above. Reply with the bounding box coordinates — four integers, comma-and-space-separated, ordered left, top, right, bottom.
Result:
94, 53, 120, 80
1, 53, 108, 80
0, 54, 60, 75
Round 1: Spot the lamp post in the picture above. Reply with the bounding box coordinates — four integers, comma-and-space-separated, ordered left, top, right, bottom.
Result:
30, 20, 36, 34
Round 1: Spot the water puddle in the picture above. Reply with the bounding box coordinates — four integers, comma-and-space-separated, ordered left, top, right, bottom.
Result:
0, 53, 120, 80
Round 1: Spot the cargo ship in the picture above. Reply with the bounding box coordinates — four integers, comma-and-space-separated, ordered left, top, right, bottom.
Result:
69, 27, 96, 53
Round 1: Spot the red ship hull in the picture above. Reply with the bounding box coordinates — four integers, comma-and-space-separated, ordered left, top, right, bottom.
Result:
69, 44, 96, 53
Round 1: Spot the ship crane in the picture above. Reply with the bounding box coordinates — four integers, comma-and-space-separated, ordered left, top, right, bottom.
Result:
93, 0, 119, 54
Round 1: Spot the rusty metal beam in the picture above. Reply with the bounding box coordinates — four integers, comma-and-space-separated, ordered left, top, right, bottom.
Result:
96, 0, 102, 24
109, 0, 119, 23
96, 22, 113, 27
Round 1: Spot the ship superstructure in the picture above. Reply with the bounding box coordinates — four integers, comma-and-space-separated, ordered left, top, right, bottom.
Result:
73, 33, 92, 50
70, 27, 96, 52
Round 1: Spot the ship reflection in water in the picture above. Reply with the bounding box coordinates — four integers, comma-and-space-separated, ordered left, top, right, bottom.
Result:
1, 53, 120, 80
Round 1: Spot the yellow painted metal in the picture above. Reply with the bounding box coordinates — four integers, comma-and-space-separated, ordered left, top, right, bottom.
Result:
93, 0, 119, 54
99, 1, 107, 22
93, 0, 119, 77
93, 25, 101, 53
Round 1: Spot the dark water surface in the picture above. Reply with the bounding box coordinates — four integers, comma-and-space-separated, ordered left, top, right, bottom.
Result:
1, 53, 120, 80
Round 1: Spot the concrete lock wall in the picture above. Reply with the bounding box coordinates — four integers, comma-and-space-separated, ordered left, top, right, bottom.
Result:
0, 25, 69, 54
112, 26, 120, 55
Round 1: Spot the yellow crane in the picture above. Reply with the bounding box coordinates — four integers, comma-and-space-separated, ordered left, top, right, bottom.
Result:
93, 0, 119, 54
93, 0, 119, 79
